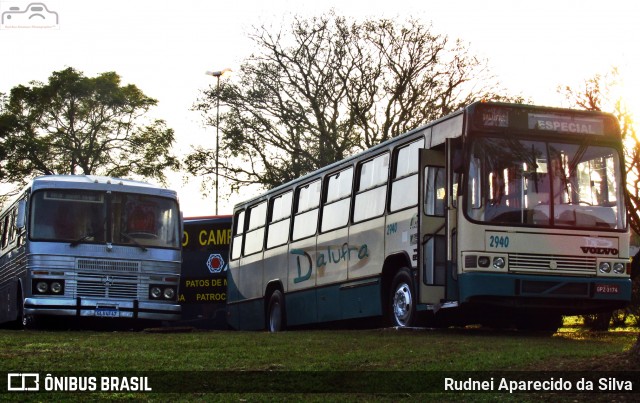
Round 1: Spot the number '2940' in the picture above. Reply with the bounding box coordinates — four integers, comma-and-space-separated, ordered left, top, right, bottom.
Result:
489, 235, 509, 248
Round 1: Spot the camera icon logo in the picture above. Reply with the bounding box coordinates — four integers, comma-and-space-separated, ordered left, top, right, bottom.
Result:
1, 2, 59, 29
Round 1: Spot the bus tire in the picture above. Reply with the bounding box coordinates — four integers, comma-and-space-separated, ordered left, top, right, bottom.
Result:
9, 287, 24, 330
22, 314, 38, 330
389, 269, 415, 328
267, 290, 286, 332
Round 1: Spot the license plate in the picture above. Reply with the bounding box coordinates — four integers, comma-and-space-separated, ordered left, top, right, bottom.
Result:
595, 284, 619, 294
95, 307, 119, 318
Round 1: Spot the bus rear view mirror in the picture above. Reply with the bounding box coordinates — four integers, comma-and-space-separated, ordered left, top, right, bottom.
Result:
16, 200, 26, 229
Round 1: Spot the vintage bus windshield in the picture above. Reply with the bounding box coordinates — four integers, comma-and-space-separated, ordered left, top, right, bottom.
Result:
29, 190, 181, 249
466, 136, 626, 229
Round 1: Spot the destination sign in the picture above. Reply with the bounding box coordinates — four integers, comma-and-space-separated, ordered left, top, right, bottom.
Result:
528, 113, 604, 135
476, 104, 612, 136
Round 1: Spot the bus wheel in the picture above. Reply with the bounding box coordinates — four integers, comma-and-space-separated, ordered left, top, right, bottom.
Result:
267, 290, 286, 332
22, 314, 38, 330
389, 269, 415, 327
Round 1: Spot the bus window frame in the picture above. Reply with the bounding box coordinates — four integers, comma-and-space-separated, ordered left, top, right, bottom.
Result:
292, 179, 322, 241
230, 209, 246, 261
320, 166, 354, 233
266, 191, 293, 249
243, 201, 268, 257
390, 138, 424, 213
353, 152, 390, 223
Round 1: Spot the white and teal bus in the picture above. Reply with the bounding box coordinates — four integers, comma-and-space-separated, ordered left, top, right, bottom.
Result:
0, 175, 182, 328
226, 102, 632, 332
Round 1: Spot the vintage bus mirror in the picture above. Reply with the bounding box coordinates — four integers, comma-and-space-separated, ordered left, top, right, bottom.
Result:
16, 200, 26, 229
180, 211, 184, 238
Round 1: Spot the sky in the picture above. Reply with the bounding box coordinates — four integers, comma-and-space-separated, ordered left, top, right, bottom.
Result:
1, 0, 639, 217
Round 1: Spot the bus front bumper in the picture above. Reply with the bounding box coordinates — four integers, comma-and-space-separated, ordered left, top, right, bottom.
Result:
458, 272, 632, 315
24, 297, 181, 321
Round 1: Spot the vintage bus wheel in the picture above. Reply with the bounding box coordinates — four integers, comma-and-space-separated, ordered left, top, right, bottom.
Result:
22, 314, 38, 330
389, 269, 415, 327
267, 290, 286, 332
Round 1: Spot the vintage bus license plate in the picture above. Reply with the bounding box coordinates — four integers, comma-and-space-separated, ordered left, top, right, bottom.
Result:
95, 306, 119, 317
595, 284, 619, 294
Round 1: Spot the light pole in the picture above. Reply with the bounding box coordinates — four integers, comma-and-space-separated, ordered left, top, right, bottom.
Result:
205, 68, 231, 215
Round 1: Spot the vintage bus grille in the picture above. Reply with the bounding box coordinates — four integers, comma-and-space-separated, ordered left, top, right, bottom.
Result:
77, 259, 140, 273
76, 273, 139, 299
509, 253, 596, 274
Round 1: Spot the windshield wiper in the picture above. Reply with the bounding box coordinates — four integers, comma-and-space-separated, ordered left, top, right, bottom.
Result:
120, 232, 148, 252
69, 234, 95, 247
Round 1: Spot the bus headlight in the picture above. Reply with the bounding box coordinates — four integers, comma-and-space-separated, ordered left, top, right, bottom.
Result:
36, 281, 48, 293
599, 262, 611, 274
613, 262, 626, 274
163, 287, 176, 300
150, 286, 162, 299
477, 256, 490, 267
50, 281, 63, 294
493, 257, 506, 269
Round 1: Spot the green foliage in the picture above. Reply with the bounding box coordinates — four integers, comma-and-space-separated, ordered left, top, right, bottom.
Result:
0, 67, 180, 194
186, 13, 521, 194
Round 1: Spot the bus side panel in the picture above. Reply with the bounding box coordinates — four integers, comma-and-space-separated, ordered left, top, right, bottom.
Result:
263, 245, 289, 293
237, 252, 265, 328
340, 280, 382, 320
348, 217, 385, 280
237, 298, 267, 331
316, 228, 349, 322
0, 280, 17, 323
287, 236, 317, 326
226, 261, 241, 329
0, 245, 27, 324
384, 209, 419, 269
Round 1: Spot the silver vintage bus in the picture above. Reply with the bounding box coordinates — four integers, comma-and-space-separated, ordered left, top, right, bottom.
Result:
0, 175, 182, 328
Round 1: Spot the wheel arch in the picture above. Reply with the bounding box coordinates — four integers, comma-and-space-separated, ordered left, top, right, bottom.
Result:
380, 252, 414, 313
264, 280, 285, 326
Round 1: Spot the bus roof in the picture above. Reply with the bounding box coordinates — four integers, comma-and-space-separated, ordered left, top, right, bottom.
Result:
29, 175, 178, 199
231, 101, 621, 211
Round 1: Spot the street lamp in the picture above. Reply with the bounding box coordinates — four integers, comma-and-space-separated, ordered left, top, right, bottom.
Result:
205, 68, 231, 215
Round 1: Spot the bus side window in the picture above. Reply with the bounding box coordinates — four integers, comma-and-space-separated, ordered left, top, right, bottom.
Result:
244, 202, 267, 256
1, 215, 9, 248
390, 139, 423, 211
353, 153, 389, 223
292, 180, 321, 241
231, 210, 245, 260
267, 191, 292, 249
321, 167, 353, 232
425, 166, 445, 216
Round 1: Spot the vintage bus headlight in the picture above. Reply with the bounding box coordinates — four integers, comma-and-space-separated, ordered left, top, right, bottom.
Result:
163, 287, 176, 300
599, 262, 612, 274
613, 262, 626, 274
36, 281, 48, 294
150, 286, 162, 299
493, 257, 506, 269
50, 281, 63, 294
477, 256, 490, 267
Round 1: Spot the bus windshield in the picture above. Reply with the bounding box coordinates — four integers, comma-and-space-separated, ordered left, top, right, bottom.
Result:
466, 137, 626, 229
29, 190, 181, 249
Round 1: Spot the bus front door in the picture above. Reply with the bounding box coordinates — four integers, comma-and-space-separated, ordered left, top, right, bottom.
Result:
418, 148, 447, 305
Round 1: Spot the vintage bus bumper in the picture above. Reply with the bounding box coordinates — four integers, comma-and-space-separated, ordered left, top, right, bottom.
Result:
457, 272, 632, 314
23, 297, 181, 321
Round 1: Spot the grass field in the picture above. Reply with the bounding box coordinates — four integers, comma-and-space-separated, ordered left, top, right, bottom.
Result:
0, 323, 638, 401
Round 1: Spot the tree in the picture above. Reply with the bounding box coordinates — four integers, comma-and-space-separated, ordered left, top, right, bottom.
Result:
186, 13, 520, 194
0, 67, 180, 196
559, 69, 640, 357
